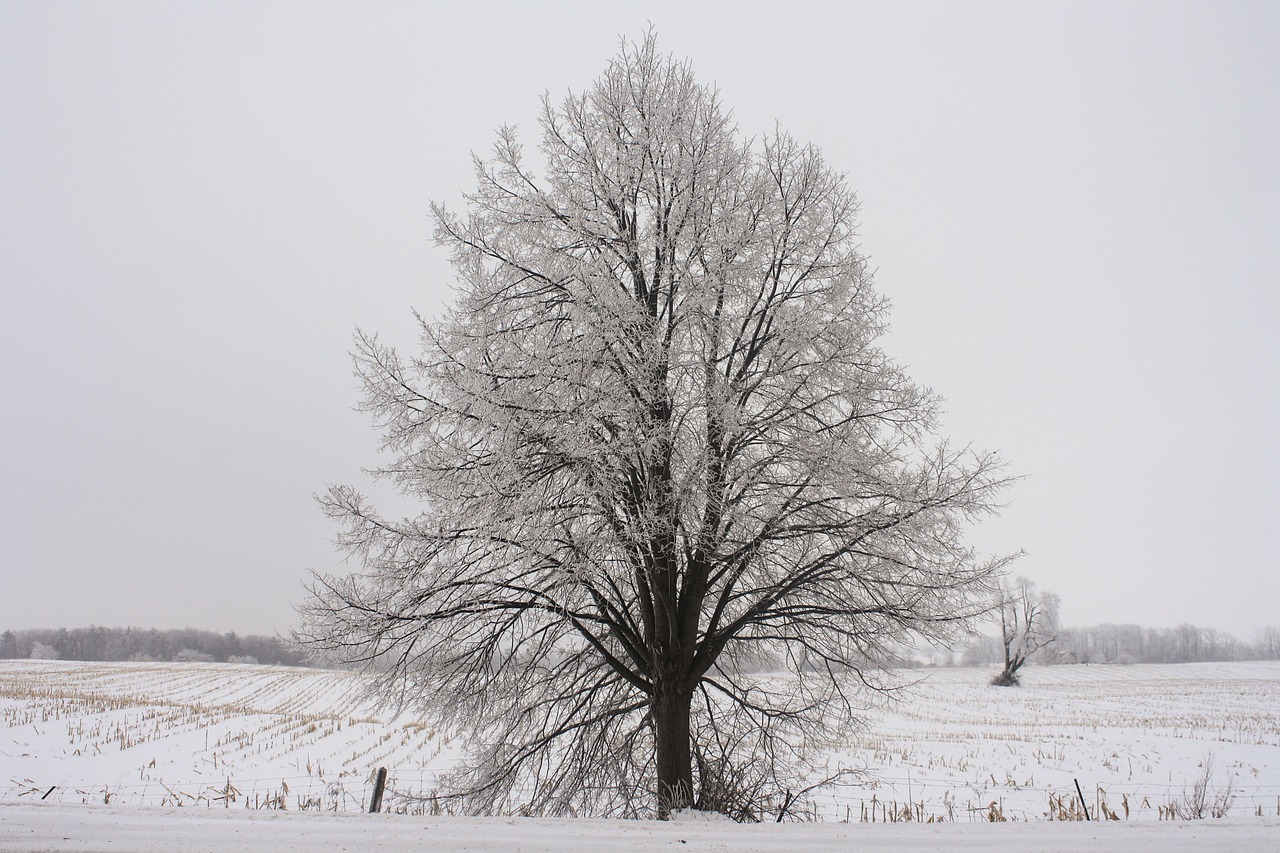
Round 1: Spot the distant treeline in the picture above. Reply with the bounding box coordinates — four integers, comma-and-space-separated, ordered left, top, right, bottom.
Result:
0, 626, 309, 667
964, 622, 1280, 666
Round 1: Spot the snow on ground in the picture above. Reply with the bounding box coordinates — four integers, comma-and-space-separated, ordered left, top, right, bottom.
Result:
2, 659, 1279, 851
0, 660, 464, 811
2, 803, 1279, 852
818, 661, 1280, 822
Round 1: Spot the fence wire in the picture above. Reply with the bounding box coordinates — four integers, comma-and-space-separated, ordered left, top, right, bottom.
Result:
5, 770, 1279, 823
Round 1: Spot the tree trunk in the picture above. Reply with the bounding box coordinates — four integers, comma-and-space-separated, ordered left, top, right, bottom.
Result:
652, 684, 694, 818
990, 664, 1020, 686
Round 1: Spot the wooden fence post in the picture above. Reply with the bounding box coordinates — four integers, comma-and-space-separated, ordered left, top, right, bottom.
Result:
369, 767, 388, 814
1074, 778, 1091, 821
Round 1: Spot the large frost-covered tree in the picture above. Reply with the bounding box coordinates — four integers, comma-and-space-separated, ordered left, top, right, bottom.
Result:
300, 35, 1012, 819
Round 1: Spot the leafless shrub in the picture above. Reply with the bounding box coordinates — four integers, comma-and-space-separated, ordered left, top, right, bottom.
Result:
1169, 752, 1234, 819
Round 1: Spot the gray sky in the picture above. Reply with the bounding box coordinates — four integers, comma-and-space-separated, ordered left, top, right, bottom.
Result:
2, 1, 1277, 639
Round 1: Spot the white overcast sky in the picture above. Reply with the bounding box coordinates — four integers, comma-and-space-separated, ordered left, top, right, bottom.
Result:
2, 1, 1277, 639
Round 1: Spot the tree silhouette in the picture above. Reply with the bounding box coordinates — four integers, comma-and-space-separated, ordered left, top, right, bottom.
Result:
300, 34, 1013, 819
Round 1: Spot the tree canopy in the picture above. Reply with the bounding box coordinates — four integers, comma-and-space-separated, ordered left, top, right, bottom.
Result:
300, 34, 1013, 819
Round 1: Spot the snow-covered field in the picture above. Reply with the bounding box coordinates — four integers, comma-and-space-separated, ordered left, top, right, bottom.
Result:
2, 659, 1279, 851
0, 660, 464, 812
822, 661, 1280, 823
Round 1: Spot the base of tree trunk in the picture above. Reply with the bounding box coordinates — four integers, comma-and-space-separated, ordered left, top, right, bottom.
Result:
990, 668, 1021, 687
653, 688, 695, 818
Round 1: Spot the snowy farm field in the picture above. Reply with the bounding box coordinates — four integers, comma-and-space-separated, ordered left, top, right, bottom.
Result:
0, 660, 464, 812
2, 659, 1279, 850
820, 661, 1280, 823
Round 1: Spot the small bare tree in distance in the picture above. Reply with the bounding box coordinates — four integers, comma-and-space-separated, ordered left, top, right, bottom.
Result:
299, 34, 1015, 819
991, 576, 1059, 686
